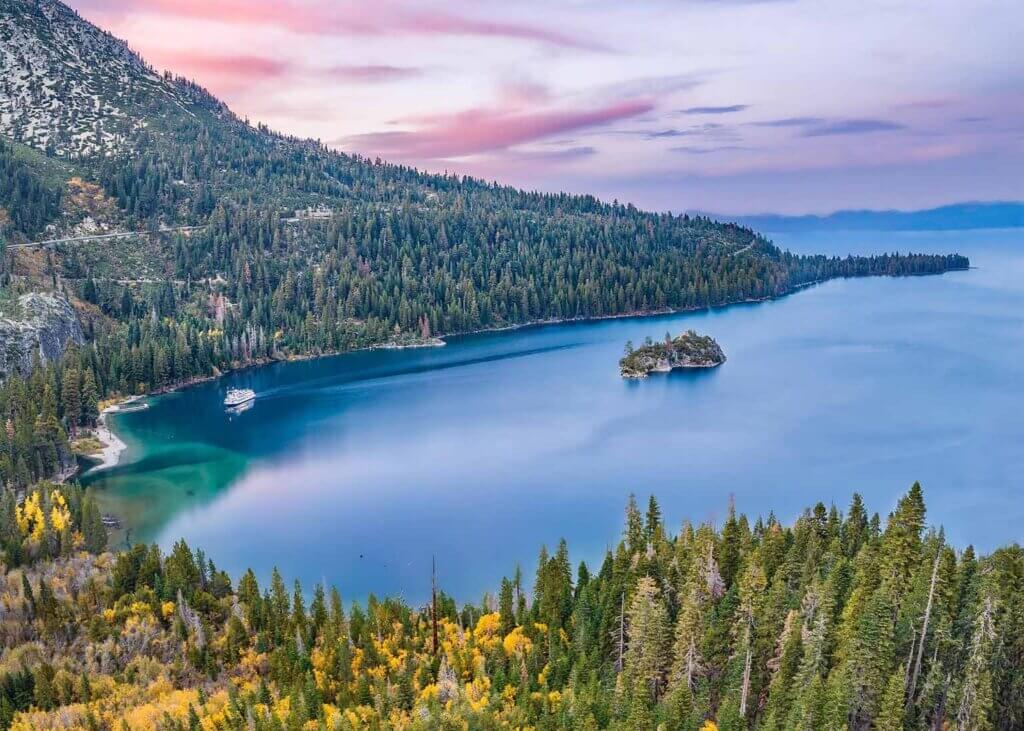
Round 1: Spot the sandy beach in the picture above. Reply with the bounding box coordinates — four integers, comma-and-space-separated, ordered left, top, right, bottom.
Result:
85, 396, 144, 473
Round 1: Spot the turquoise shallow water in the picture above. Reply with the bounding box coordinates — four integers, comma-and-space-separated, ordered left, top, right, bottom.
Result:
84, 228, 1024, 603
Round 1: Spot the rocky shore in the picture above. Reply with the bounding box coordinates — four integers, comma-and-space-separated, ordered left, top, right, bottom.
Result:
620, 330, 726, 378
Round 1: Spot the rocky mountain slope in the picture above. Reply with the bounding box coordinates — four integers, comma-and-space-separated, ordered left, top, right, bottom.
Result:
1, 0, 763, 240
0, 0, 229, 158
0, 290, 83, 378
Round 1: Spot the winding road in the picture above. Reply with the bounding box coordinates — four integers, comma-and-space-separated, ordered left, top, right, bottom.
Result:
6, 225, 205, 250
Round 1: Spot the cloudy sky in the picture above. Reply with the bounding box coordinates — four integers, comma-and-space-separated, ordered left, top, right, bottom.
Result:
71, 0, 1022, 214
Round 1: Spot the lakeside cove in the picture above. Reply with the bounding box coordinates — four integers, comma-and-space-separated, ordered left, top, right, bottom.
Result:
80, 228, 1023, 603
75, 253, 966, 488
80, 267, 928, 499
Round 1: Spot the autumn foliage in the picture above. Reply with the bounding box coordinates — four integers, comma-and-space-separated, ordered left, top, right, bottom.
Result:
0, 484, 1021, 729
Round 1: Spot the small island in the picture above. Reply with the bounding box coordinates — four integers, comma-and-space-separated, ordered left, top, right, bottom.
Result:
619, 330, 726, 378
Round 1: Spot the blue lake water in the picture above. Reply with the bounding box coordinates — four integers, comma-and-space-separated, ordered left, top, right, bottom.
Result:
85, 228, 1024, 603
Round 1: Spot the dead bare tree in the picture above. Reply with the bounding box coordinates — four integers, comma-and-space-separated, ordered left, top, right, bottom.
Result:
908, 540, 943, 707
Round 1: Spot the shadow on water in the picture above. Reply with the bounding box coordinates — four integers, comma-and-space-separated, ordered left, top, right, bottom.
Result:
82, 443, 242, 486
84, 340, 589, 542
86, 442, 250, 543
259, 341, 586, 399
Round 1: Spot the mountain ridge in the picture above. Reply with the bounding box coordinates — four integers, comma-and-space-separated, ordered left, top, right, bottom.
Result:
704, 201, 1024, 233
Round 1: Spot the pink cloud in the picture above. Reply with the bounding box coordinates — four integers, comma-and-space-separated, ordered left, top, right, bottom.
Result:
393, 11, 606, 51
342, 100, 653, 160
497, 81, 553, 106
150, 52, 291, 81
141, 51, 291, 95
72, 0, 603, 50
328, 65, 422, 83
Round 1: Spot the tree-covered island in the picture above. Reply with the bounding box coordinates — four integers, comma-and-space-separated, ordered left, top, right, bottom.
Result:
620, 330, 726, 378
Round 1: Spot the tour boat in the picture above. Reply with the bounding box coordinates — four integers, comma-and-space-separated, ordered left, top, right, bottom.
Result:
224, 388, 256, 408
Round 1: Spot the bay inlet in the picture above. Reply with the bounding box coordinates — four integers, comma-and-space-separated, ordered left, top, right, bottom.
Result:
85, 227, 1024, 602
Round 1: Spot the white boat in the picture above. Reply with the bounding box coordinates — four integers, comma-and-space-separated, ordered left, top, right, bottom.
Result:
224, 388, 256, 408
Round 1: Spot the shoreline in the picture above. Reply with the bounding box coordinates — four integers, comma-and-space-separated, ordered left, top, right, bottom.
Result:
91, 415, 127, 473
79, 337, 450, 479
82, 396, 145, 475
78, 285, 817, 483
442, 280, 825, 340
79, 268, 966, 481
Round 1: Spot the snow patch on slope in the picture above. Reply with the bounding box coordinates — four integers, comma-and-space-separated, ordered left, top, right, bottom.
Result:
0, 0, 227, 157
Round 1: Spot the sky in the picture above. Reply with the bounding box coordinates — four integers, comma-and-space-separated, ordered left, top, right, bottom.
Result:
70, 0, 1024, 215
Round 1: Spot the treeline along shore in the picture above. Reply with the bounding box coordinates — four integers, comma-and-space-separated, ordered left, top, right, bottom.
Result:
0, 227, 969, 495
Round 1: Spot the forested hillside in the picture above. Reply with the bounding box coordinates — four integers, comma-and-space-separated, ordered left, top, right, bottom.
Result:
0, 143, 61, 240
0, 483, 1020, 730
0, 3, 969, 486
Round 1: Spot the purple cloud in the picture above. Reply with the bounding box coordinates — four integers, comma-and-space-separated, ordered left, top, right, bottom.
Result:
751, 116, 825, 128
506, 146, 598, 163
672, 145, 748, 154
77, 0, 606, 51
681, 104, 749, 114
637, 123, 738, 140
341, 100, 653, 159
802, 119, 906, 137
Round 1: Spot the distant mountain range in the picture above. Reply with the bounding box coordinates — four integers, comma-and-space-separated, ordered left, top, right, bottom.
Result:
706, 202, 1024, 233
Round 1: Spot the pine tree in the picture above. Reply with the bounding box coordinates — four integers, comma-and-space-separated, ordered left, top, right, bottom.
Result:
879, 483, 926, 607
734, 557, 767, 717
0, 489, 19, 548
906, 536, 943, 707
719, 497, 742, 588
843, 493, 870, 558
164, 539, 200, 601
645, 495, 662, 543
61, 368, 81, 435
80, 370, 99, 426
761, 610, 803, 730
499, 577, 516, 635
671, 583, 705, 694
624, 576, 671, 702
875, 665, 906, 729
625, 494, 645, 556
80, 493, 107, 553
788, 579, 838, 728
842, 588, 896, 727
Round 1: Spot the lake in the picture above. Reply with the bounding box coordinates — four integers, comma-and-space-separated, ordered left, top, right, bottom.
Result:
85, 228, 1024, 603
